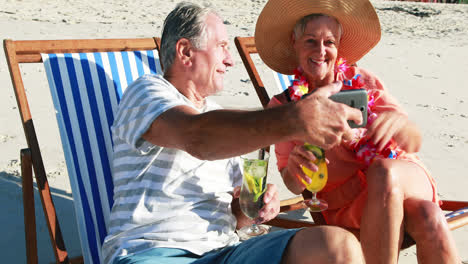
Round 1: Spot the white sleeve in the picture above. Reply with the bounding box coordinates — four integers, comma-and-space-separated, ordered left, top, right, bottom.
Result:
111, 75, 189, 153
228, 157, 243, 187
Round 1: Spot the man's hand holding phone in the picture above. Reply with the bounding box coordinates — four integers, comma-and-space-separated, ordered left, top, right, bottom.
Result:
297, 82, 364, 149
302, 85, 367, 129
328, 89, 368, 128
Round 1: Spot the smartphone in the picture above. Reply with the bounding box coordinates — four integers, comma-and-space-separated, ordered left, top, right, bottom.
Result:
329, 89, 368, 128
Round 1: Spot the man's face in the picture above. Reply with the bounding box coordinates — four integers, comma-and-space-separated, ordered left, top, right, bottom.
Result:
190, 13, 233, 97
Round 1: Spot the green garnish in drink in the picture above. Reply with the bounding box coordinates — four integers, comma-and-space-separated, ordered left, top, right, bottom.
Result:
243, 160, 267, 202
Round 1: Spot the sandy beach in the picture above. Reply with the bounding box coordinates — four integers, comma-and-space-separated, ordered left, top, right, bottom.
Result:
1, 0, 467, 263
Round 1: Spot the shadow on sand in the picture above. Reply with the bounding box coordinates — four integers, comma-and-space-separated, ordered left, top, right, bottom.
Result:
0, 171, 82, 263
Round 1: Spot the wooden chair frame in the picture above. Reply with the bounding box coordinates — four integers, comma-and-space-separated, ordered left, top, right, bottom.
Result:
234, 35, 468, 232
4, 37, 162, 264
4, 36, 317, 264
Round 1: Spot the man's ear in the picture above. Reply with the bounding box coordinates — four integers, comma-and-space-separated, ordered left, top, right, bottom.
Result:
175, 38, 193, 66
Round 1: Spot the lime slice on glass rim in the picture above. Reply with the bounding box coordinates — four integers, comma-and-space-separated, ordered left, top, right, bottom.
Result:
303, 143, 325, 160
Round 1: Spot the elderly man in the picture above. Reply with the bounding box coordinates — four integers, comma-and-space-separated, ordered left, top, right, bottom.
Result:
102, 2, 364, 264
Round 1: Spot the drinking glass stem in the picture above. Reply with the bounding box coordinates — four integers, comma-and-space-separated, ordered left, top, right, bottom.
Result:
251, 223, 259, 232
311, 192, 319, 205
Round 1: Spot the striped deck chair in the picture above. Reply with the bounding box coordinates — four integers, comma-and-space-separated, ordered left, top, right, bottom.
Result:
273, 73, 295, 95
5, 37, 318, 264
234, 35, 468, 243
42, 49, 162, 263
4, 37, 162, 264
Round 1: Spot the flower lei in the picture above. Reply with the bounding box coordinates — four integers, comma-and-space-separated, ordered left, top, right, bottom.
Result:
287, 58, 401, 165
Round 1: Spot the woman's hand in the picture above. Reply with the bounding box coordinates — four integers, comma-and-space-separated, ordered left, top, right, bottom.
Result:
365, 111, 421, 153
282, 144, 319, 194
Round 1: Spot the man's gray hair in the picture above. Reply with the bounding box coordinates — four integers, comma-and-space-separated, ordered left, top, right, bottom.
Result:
160, 2, 217, 72
293, 14, 342, 39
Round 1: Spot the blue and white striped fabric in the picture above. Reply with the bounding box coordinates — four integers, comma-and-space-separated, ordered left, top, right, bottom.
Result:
42, 50, 162, 264
272, 72, 294, 93
445, 207, 468, 219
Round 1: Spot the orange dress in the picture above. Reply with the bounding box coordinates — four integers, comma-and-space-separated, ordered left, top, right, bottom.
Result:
268, 66, 440, 229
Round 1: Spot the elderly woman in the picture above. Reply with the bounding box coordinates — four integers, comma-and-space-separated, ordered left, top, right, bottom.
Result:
255, 0, 460, 263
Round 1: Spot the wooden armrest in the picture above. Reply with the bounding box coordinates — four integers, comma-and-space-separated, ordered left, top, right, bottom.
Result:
279, 196, 306, 212
441, 200, 468, 211
265, 216, 318, 229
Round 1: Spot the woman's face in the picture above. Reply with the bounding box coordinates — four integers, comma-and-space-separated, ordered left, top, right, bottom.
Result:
292, 16, 341, 86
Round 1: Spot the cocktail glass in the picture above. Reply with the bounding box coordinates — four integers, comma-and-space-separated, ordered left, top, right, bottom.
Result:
237, 150, 270, 240
300, 143, 328, 212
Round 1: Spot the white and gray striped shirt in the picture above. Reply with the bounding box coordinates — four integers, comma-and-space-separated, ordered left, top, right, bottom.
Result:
102, 74, 242, 264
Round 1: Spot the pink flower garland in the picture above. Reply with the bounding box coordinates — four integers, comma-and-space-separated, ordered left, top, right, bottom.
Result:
287, 67, 309, 101
287, 58, 401, 165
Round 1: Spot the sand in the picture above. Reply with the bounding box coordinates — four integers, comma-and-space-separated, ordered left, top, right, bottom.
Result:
0, 0, 467, 263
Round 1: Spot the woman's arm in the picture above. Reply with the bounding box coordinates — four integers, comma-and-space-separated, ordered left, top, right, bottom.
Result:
366, 111, 422, 153
357, 68, 422, 153
281, 168, 306, 195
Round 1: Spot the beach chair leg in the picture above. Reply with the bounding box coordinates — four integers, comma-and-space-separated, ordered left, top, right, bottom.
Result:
22, 141, 71, 263
21, 148, 38, 264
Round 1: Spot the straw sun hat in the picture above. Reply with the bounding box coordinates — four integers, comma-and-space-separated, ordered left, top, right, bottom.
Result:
255, 0, 381, 75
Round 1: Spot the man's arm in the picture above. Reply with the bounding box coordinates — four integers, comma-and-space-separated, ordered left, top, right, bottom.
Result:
143, 104, 298, 160
142, 82, 363, 160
